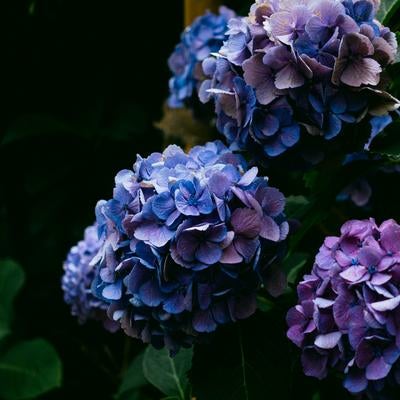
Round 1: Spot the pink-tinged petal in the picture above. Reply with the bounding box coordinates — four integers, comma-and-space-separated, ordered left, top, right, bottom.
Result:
231, 208, 261, 237
220, 243, 243, 264
269, 11, 294, 44
371, 295, 400, 312
335, 250, 352, 267
243, 54, 278, 105
260, 215, 280, 241
340, 57, 382, 87
258, 186, 285, 216
380, 219, 400, 253
324, 236, 339, 248
339, 265, 368, 282
366, 357, 392, 380
314, 331, 342, 349
275, 64, 304, 89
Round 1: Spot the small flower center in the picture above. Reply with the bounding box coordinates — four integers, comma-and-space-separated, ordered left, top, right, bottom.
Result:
188, 197, 198, 206
351, 258, 358, 265
368, 265, 377, 275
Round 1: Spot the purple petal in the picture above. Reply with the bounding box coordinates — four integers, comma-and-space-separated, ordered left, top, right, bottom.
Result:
314, 331, 342, 349
139, 279, 163, 307
231, 208, 261, 237
344, 369, 368, 393
339, 266, 368, 282
196, 242, 222, 265
370, 296, 400, 312
220, 243, 243, 264
301, 348, 328, 379
275, 64, 304, 89
366, 357, 392, 380
340, 57, 382, 87
259, 215, 280, 241
193, 310, 217, 333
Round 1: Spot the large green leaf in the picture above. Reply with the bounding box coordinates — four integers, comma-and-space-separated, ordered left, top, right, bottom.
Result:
142, 347, 192, 400
0, 260, 25, 340
283, 252, 310, 285
377, 0, 400, 24
285, 195, 311, 220
0, 339, 62, 400
116, 352, 148, 400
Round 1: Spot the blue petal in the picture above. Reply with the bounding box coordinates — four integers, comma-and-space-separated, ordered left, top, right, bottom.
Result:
152, 192, 176, 220
330, 94, 347, 114
139, 278, 164, 307
365, 114, 392, 150
102, 281, 123, 301
325, 113, 342, 139
280, 125, 300, 147
193, 310, 217, 332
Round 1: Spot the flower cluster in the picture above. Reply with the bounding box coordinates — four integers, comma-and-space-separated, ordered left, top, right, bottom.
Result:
168, 6, 235, 108
62, 225, 118, 332
287, 218, 400, 395
92, 141, 289, 353
200, 0, 399, 157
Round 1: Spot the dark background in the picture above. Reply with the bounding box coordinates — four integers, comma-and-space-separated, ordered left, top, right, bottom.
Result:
1, 1, 400, 399
0, 0, 180, 398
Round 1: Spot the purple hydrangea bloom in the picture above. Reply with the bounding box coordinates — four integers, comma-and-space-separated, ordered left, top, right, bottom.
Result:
287, 218, 400, 395
168, 6, 235, 108
91, 141, 289, 354
62, 225, 119, 332
200, 0, 399, 158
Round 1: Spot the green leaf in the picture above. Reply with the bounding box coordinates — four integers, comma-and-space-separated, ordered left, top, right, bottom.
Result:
302, 170, 319, 190
285, 195, 310, 219
377, 0, 400, 24
312, 392, 321, 400
116, 352, 148, 399
142, 346, 192, 400
0, 339, 62, 400
256, 296, 275, 312
0, 260, 25, 340
283, 252, 310, 285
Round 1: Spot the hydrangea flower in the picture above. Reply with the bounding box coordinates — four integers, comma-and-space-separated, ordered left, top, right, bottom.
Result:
62, 225, 119, 332
168, 6, 235, 108
287, 218, 400, 395
91, 141, 289, 353
200, 0, 399, 158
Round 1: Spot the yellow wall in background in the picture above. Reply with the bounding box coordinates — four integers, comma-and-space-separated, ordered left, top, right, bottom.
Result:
184, 0, 222, 25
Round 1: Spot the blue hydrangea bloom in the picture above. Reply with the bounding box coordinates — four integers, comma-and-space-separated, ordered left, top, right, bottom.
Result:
91, 141, 289, 353
168, 6, 235, 108
200, 0, 399, 158
62, 225, 119, 332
